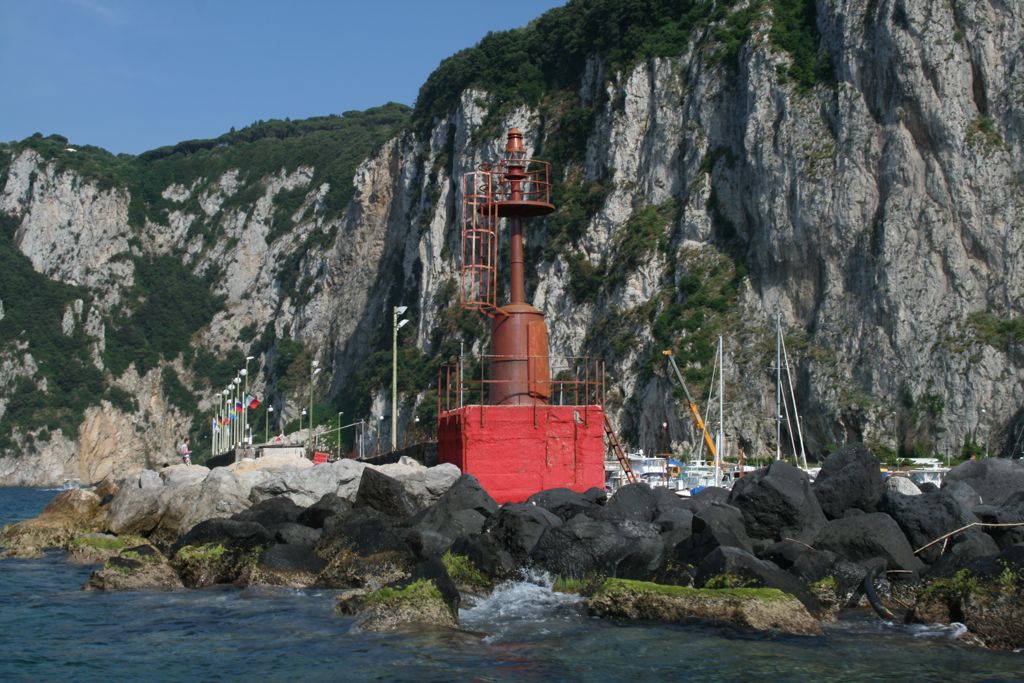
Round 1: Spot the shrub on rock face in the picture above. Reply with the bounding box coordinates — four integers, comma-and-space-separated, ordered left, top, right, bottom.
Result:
587, 578, 822, 636
909, 545, 1024, 651
728, 461, 826, 542
811, 513, 924, 572
943, 459, 1024, 506
813, 443, 885, 519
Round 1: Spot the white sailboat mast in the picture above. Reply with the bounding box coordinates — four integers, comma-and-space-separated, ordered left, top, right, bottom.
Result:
775, 313, 782, 461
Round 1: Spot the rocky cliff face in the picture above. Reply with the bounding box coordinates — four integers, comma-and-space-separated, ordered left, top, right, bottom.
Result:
0, 0, 1021, 484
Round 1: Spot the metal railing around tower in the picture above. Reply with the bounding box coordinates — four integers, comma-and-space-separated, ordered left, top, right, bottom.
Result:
437, 354, 606, 413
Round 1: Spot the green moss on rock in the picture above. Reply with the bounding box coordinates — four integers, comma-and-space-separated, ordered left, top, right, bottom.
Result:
590, 578, 820, 636
441, 552, 489, 593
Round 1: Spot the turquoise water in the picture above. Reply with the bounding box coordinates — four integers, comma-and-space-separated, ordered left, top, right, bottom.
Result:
1, 487, 1022, 682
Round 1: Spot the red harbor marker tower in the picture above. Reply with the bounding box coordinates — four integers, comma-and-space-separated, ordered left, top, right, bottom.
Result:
437, 129, 611, 503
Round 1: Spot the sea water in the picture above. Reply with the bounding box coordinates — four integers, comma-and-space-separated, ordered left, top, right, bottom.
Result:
1, 487, 1022, 682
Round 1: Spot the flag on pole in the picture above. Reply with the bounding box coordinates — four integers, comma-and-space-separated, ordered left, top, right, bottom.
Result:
245, 394, 260, 410
213, 417, 220, 434
234, 399, 243, 413
229, 411, 237, 421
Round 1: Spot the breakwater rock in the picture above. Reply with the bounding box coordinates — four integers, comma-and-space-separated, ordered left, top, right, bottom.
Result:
2, 445, 1023, 646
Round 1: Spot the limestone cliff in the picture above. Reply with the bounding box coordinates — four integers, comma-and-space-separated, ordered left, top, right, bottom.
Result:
0, 0, 1021, 484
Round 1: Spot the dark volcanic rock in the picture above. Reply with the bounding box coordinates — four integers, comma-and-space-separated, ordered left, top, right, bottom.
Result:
943, 458, 1024, 505
531, 515, 663, 579
274, 522, 321, 546
925, 530, 1000, 578
528, 488, 600, 522
354, 468, 419, 518
669, 503, 753, 567
173, 518, 272, 553
728, 460, 826, 542
597, 483, 658, 522
450, 534, 516, 581
255, 543, 327, 583
297, 493, 352, 529
813, 443, 885, 519
488, 504, 562, 562
402, 476, 499, 560
812, 513, 924, 572
232, 497, 304, 528
695, 546, 821, 614
973, 491, 1024, 549
881, 487, 980, 563
677, 487, 730, 512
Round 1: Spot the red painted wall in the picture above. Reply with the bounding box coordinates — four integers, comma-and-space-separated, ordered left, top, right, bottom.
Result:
438, 404, 606, 503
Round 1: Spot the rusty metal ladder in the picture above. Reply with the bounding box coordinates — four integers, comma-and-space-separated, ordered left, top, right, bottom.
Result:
603, 415, 637, 484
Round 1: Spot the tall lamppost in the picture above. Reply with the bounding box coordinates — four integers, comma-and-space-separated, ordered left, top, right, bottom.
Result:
309, 360, 321, 453
233, 376, 242, 447
301, 409, 307, 443
377, 415, 384, 455
981, 407, 988, 458
392, 305, 409, 452
266, 404, 273, 443
242, 355, 254, 445
222, 387, 231, 453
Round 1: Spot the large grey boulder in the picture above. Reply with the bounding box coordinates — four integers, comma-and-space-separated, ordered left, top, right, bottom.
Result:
813, 443, 885, 518
884, 475, 921, 497
943, 458, 1024, 505
249, 459, 365, 507
151, 468, 251, 545
106, 485, 166, 536
373, 460, 461, 509
728, 460, 826, 541
139, 469, 163, 490
159, 464, 210, 488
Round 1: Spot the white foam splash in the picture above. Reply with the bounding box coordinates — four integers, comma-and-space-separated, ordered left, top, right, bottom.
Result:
459, 570, 586, 641
908, 622, 968, 640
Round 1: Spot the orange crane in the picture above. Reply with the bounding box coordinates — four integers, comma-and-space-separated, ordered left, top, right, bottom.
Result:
662, 349, 717, 462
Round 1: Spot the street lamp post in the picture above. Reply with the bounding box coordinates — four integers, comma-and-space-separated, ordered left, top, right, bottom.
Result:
309, 360, 321, 454
233, 376, 242, 448
981, 407, 988, 458
242, 355, 254, 445
392, 305, 409, 452
222, 388, 230, 453
377, 415, 384, 456
301, 409, 307, 445
266, 404, 273, 443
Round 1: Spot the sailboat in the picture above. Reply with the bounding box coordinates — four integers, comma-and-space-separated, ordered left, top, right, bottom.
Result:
774, 313, 814, 477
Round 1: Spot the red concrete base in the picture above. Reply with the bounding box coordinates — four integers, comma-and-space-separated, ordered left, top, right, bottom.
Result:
437, 404, 605, 504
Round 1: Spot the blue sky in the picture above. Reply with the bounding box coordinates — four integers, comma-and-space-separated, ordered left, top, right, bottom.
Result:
0, 0, 565, 154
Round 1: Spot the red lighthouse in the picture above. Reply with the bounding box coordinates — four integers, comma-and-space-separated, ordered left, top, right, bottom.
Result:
437, 129, 608, 503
